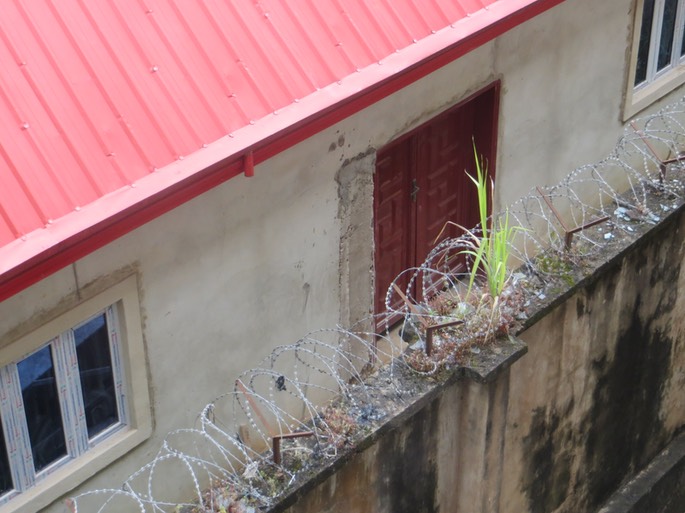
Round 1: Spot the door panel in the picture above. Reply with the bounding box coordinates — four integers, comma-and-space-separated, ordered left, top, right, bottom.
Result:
374, 141, 414, 317
415, 101, 477, 265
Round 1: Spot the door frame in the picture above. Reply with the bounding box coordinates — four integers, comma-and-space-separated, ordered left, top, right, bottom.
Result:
373, 81, 500, 325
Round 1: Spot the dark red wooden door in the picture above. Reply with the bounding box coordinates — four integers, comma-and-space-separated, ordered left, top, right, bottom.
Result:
415, 99, 478, 262
374, 84, 498, 324
374, 140, 416, 316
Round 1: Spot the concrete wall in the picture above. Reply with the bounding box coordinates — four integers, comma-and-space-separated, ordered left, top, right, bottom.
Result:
502, 217, 685, 512
277, 375, 513, 513
0, 0, 683, 509
279, 188, 685, 513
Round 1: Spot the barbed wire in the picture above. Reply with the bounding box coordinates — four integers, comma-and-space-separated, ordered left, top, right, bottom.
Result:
69, 96, 685, 512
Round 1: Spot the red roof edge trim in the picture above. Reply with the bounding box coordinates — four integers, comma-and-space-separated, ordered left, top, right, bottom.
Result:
253, 0, 566, 164
0, 0, 565, 303
1, 158, 245, 298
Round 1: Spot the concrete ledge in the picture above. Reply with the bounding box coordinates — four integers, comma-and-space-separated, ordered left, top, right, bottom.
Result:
269, 201, 685, 513
597, 432, 685, 513
267, 335, 528, 513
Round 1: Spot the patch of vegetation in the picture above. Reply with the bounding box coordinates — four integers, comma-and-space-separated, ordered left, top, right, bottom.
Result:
405, 280, 527, 376
535, 251, 577, 287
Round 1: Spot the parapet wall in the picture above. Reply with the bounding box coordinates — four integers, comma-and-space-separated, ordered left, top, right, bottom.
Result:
505, 205, 685, 512
280, 203, 685, 513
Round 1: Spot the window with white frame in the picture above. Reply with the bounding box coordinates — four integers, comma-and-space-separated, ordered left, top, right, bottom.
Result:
635, 0, 685, 86
626, 0, 685, 118
0, 275, 151, 512
0, 308, 126, 504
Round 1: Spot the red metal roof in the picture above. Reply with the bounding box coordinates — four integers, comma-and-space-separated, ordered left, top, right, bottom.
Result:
0, 0, 563, 300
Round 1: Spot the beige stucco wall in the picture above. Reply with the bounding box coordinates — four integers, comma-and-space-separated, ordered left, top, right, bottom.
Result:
0, 0, 683, 510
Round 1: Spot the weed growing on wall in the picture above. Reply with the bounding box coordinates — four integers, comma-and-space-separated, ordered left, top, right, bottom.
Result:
459, 144, 522, 299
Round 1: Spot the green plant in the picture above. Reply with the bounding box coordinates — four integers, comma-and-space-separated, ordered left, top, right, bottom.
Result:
427, 290, 461, 316
459, 144, 522, 298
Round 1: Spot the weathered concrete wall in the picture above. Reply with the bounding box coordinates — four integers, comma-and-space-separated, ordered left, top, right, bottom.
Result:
271, 338, 527, 513
502, 209, 685, 512
277, 378, 509, 513
1, 0, 683, 509
279, 203, 685, 513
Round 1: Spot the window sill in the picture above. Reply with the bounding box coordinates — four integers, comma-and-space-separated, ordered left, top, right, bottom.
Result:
624, 66, 685, 121
0, 423, 151, 513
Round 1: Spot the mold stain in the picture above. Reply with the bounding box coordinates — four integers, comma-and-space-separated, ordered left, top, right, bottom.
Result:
522, 233, 680, 513
522, 408, 573, 513
575, 296, 585, 319
377, 399, 439, 513
583, 296, 673, 509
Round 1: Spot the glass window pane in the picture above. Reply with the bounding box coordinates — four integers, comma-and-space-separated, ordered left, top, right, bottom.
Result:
657, 0, 678, 70
17, 346, 67, 472
75, 314, 119, 439
0, 423, 12, 496
636, 0, 656, 85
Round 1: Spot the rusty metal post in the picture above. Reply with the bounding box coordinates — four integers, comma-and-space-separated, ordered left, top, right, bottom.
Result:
272, 436, 282, 465
630, 121, 685, 183
566, 215, 610, 249
537, 187, 610, 250
392, 283, 429, 329
425, 319, 464, 356
235, 379, 276, 436
272, 431, 314, 465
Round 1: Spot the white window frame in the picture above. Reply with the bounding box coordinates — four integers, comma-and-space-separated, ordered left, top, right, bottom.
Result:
0, 275, 151, 513
624, 0, 685, 119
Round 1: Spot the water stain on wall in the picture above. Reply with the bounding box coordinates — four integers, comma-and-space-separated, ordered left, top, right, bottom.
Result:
377, 400, 439, 513
584, 298, 672, 509
522, 408, 573, 513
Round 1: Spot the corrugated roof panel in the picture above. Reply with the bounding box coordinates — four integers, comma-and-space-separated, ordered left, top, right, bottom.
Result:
0, 0, 564, 298
5, 0, 128, 199
0, 4, 103, 225
312, 1, 378, 65
0, 147, 46, 238
108, 3, 209, 157
218, 1, 306, 112
0, 209, 17, 243
193, 1, 276, 120
260, 2, 341, 88
299, 0, 359, 75
155, 3, 247, 133
0, 63, 75, 222
262, 5, 333, 92
373, 1, 420, 44
21, 3, 138, 191
123, 9, 222, 146
0, 128, 62, 226
235, 2, 320, 98
66, 2, 180, 168
343, 0, 398, 61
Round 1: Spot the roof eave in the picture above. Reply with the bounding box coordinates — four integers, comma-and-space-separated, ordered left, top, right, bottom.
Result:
0, 0, 565, 302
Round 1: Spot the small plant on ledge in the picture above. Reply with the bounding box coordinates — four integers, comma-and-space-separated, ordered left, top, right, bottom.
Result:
432, 143, 522, 303
459, 143, 522, 300
403, 145, 528, 375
